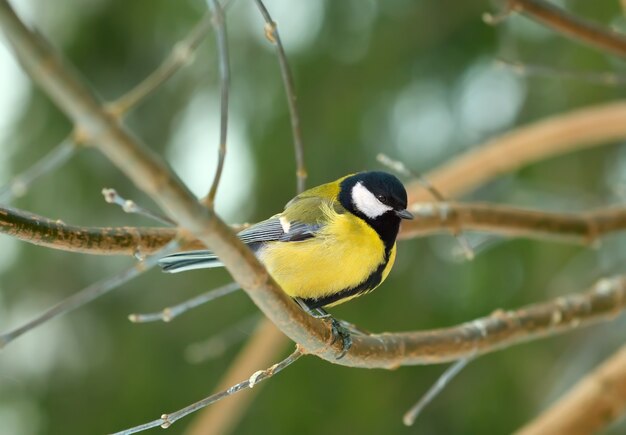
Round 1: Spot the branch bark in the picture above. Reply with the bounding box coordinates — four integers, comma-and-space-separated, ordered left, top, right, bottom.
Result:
516, 344, 626, 435
408, 101, 626, 202
5, 202, 626, 255
505, 0, 626, 58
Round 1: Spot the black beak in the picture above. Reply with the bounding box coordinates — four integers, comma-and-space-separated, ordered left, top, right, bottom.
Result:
395, 209, 414, 220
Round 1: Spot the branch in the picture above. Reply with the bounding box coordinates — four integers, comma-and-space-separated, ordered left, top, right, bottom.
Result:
400, 202, 626, 245
113, 345, 303, 434
185, 321, 287, 435
408, 101, 626, 202
0, 11, 212, 202
0, 240, 180, 349
0, 0, 337, 362
3, 0, 626, 370
516, 344, 626, 435
495, 58, 626, 86
128, 282, 240, 323
4, 201, 626, 256
106, 12, 212, 116
0, 204, 184, 256
0, 137, 78, 202
489, 0, 626, 58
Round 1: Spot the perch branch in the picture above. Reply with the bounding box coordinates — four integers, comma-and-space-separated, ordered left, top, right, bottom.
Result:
3, 0, 626, 370
4, 201, 626, 256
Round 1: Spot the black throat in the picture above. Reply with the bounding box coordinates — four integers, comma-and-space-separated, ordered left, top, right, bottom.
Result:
338, 178, 401, 257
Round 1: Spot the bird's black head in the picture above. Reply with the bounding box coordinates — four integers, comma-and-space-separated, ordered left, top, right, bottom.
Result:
339, 171, 413, 252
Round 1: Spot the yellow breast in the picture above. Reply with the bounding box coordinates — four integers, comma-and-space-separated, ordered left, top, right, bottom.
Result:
258, 204, 395, 302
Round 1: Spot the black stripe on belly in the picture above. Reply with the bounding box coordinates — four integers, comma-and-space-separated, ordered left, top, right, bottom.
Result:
300, 258, 389, 309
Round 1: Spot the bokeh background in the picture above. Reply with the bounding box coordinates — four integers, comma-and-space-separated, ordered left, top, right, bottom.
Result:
2, 0, 626, 434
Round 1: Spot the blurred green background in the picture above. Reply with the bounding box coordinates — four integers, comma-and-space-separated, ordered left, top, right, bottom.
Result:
1, 0, 626, 434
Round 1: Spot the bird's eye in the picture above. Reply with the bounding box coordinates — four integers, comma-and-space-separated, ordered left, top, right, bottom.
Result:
376, 194, 386, 203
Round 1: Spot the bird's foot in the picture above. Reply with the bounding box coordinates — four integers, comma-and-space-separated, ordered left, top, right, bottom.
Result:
328, 317, 352, 359
294, 298, 353, 359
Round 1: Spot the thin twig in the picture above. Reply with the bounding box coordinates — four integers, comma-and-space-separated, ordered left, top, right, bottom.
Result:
205, 0, 230, 205
106, 13, 213, 117
185, 320, 286, 435
111, 346, 303, 434
185, 314, 261, 364
0, 240, 180, 349
487, 0, 626, 58
102, 187, 176, 226
495, 58, 626, 86
0, 138, 78, 202
403, 356, 475, 426
128, 282, 240, 323
377, 153, 475, 260
253, 0, 307, 193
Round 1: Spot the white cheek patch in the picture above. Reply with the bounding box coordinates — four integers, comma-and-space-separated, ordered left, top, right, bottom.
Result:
351, 182, 392, 219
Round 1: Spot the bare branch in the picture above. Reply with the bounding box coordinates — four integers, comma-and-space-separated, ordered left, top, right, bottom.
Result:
0, 204, 185, 255
0, 137, 78, 202
0, 0, 335, 363
128, 282, 240, 323
106, 12, 212, 117
409, 101, 626, 202
185, 320, 287, 435
254, 0, 307, 193
3, 199, 626, 259
102, 187, 176, 226
0, 240, 180, 349
400, 202, 626, 245
403, 356, 475, 426
517, 344, 626, 435
0, 11, 213, 203
112, 346, 303, 434
495, 58, 626, 86
204, 0, 230, 205
486, 0, 626, 58
3, 0, 626, 370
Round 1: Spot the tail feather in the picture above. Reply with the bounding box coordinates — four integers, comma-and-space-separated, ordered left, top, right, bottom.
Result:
158, 250, 224, 273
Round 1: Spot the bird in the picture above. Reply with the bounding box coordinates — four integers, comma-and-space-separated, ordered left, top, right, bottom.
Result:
158, 171, 413, 357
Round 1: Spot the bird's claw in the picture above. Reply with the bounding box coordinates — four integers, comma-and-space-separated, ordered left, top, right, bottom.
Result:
329, 317, 352, 359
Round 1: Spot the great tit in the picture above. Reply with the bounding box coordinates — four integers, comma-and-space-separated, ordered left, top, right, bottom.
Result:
159, 171, 413, 354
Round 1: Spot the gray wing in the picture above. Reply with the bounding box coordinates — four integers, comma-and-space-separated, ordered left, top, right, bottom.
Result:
158, 217, 320, 274
238, 217, 321, 245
